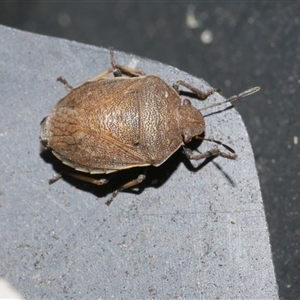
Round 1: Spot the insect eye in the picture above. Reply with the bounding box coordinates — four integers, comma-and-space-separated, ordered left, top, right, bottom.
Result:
183, 134, 192, 143
183, 99, 191, 106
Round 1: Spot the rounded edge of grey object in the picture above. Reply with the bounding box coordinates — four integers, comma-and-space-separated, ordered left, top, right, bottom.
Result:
0, 25, 278, 299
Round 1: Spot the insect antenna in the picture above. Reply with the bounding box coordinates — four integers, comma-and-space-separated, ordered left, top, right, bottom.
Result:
199, 86, 260, 112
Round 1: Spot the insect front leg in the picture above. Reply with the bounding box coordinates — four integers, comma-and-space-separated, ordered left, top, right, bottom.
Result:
106, 173, 146, 206
183, 147, 237, 161
173, 80, 220, 100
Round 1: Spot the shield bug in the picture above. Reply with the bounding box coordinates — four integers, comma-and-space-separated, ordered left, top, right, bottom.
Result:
40, 48, 260, 205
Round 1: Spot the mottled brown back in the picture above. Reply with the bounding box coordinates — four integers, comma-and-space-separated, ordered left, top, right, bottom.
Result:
40, 75, 183, 173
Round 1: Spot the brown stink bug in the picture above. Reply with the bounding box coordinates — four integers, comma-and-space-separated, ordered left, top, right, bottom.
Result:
40, 49, 260, 205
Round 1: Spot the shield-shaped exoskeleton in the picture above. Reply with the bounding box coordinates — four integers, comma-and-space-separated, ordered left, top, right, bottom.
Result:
40, 49, 260, 205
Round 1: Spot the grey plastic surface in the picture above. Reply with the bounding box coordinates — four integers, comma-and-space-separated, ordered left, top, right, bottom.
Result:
0, 25, 278, 299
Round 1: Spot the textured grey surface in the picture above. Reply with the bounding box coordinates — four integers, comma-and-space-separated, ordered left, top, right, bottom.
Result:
0, 25, 278, 299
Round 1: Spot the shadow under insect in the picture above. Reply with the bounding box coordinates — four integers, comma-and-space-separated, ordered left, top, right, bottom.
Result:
40, 133, 235, 205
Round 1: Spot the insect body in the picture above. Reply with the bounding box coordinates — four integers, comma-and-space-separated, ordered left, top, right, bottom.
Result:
40, 49, 260, 204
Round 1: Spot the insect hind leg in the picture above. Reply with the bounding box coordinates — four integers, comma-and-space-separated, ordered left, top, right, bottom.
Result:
86, 48, 146, 82
49, 171, 109, 185
57, 76, 73, 91
49, 169, 146, 206
109, 47, 146, 77
106, 173, 146, 206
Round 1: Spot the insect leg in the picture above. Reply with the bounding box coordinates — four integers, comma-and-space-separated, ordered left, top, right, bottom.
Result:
57, 76, 73, 90
49, 171, 109, 185
86, 48, 146, 82
109, 47, 146, 77
87, 67, 119, 82
173, 80, 220, 100
183, 147, 237, 160
105, 174, 146, 206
